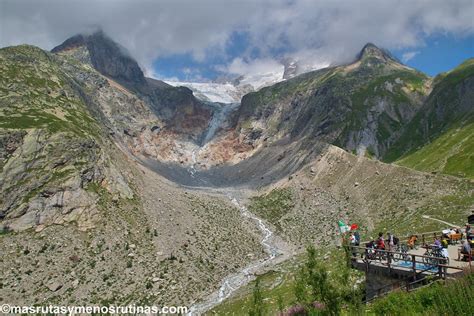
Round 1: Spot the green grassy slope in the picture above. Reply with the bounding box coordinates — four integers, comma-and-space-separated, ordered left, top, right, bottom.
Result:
369, 273, 474, 315
384, 59, 474, 178
0, 45, 101, 137
397, 121, 474, 178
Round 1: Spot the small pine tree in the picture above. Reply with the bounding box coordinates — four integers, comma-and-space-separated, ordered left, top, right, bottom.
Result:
277, 293, 284, 315
294, 267, 308, 305
249, 277, 265, 316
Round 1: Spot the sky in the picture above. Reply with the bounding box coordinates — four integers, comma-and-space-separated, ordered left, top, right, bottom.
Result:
1, 0, 473, 81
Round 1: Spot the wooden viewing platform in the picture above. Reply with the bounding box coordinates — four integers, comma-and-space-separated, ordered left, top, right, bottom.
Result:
349, 231, 472, 300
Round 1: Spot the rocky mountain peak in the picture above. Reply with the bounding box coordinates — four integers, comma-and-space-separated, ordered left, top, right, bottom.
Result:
50, 34, 87, 52
52, 30, 146, 88
357, 42, 399, 64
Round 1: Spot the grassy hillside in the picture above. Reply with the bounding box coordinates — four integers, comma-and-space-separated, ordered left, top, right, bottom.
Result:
241, 146, 473, 248
396, 120, 474, 178
369, 272, 474, 315
0, 45, 100, 137
385, 59, 474, 178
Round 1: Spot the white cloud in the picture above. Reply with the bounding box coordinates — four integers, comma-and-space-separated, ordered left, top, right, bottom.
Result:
224, 58, 284, 77
216, 57, 285, 88
1, 0, 473, 78
402, 51, 420, 63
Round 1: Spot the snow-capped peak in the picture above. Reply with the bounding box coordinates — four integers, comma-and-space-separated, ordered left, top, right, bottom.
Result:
165, 59, 314, 103
164, 81, 248, 103
166, 67, 285, 103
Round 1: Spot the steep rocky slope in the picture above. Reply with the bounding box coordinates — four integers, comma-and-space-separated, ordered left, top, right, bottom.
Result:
0, 45, 133, 232
1, 163, 265, 307
225, 44, 430, 160
51, 31, 213, 142
385, 59, 474, 178
51, 31, 224, 166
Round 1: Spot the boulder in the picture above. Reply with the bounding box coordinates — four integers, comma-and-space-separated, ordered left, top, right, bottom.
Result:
46, 281, 63, 292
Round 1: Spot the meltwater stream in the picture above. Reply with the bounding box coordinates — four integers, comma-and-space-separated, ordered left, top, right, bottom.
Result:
188, 196, 286, 315
184, 101, 288, 314
201, 102, 240, 145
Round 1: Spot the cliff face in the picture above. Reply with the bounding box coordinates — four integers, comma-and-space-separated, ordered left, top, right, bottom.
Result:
51, 31, 147, 88
52, 31, 212, 141
0, 45, 133, 232
232, 43, 430, 159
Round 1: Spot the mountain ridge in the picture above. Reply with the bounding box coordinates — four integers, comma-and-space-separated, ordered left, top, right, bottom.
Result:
220, 42, 430, 163
52, 31, 148, 89
356, 42, 401, 64
385, 58, 474, 178
52, 31, 215, 144
50, 33, 473, 182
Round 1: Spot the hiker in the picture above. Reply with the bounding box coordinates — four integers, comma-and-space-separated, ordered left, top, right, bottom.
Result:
457, 239, 472, 261
349, 232, 357, 258
387, 233, 399, 252
441, 246, 449, 259
407, 235, 418, 249
387, 233, 394, 252
365, 240, 376, 260
376, 232, 385, 250
466, 224, 472, 240
441, 236, 449, 249
349, 232, 356, 244
354, 230, 361, 246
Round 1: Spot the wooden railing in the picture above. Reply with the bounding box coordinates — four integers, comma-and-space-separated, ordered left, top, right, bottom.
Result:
348, 229, 471, 302
349, 246, 466, 280
349, 245, 470, 303
359, 230, 460, 249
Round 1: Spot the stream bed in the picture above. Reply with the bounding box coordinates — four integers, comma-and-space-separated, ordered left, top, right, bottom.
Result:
188, 195, 288, 315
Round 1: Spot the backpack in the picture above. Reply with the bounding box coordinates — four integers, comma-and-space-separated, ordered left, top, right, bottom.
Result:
354, 231, 360, 245
393, 236, 399, 245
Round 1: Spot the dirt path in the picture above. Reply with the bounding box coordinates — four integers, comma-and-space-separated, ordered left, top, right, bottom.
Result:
421, 215, 460, 228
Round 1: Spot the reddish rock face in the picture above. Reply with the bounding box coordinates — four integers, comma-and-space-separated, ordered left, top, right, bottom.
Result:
166, 100, 212, 138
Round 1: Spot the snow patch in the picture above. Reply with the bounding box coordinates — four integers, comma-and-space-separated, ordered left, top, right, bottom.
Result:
166, 68, 285, 103
165, 81, 242, 103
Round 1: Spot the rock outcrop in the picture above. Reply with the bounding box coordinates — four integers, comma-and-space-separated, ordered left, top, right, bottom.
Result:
52, 31, 213, 141
0, 45, 133, 232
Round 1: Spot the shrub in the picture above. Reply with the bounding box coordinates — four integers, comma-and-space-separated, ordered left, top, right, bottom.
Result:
370, 272, 474, 315
249, 277, 265, 316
